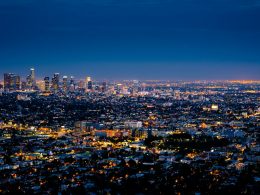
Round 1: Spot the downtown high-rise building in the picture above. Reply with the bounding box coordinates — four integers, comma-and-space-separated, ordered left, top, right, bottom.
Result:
52, 73, 60, 92
26, 68, 36, 89
86, 76, 93, 91
26, 75, 32, 88
44, 77, 50, 91
69, 76, 75, 92
4, 73, 11, 90
62, 76, 68, 92
14, 75, 20, 90
4, 73, 20, 91
21, 81, 27, 91
30, 68, 36, 87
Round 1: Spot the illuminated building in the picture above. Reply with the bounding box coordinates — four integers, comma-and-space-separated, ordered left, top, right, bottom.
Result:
200, 122, 208, 129
62, 76, 68, 92
30, 68, 36, 88
25, 68, 36, 90
174, 90, 181, 99
14, 75, 20, 90
26, 75, 32, 89
36, 80, 45, 91
211, 104, 219, 111
52, 73, 60, 92
21, 81, 26, 91
4, 73, 11, 91
86, 76, 93, 91
86, 76, 91, 83
17, 94, 31, 101
94, 129, 131, 138
4, 73, 20, 91
115, 83, 123, 94
69, 76, 75, 92
44, 77, 50, 91
124, 121, 142, 129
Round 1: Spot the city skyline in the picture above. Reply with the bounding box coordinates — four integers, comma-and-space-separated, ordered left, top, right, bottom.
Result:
0, 1, 259, 194
0, 0, 260, 80
1, 64, 260, 81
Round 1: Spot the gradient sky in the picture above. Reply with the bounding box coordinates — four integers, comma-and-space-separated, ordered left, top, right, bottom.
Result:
0, 0, 260, 80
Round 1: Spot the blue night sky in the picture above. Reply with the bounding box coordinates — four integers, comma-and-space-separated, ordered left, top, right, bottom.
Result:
0, 0, 260, 80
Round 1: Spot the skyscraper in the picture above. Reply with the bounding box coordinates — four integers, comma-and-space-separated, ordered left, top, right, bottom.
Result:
86, 76, 93, 91
30, 68, 36, 87
4, 73, 11, 91
44, 77, 50, 92
4, 73, 20, 91
62, 76, 68, 92
26, 75, 32, 89
25, 68, 36, 90
52, 73, 60, 92
14, 75, 20, 90
69, 76, 75, 92
21, 81, 27, 91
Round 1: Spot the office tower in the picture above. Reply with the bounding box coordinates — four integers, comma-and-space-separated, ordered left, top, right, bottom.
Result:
21, 81, 27, 91
44, 77, 50, 91
30, 68, 36, 87
52, 73, 60, 91
69, 76, 75, 92
14, 75, 20, 90
26, 75, 32, 89
132, 80, 140, 94
86, 76, 93, 91
88, 80, 93, 91
9, 74, 15, 90
62, 76, 68, 92
115, 83, 123, 94
4, 73, 20, 91
70, 76, 75, 85
86, 76, 91, 82
4, 73, 11, 91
